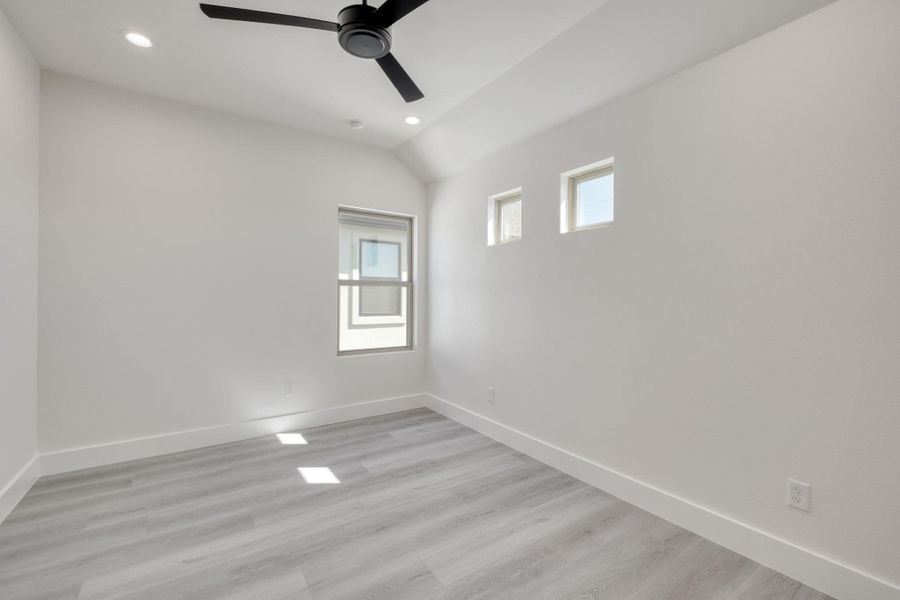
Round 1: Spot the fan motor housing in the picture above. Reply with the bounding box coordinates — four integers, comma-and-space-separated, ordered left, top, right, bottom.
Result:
337, 4, 392, 59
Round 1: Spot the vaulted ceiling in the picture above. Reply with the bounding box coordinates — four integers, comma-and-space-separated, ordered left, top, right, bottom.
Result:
1, 0, 836, 181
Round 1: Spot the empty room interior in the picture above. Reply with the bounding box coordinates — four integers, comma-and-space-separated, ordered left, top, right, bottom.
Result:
1, 0, 899, 598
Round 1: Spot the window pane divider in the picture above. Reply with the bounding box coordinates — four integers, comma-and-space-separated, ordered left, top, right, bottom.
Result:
337, 280, 411, 287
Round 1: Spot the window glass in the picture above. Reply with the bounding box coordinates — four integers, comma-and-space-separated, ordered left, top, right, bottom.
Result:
360, 240, 401, 279
575, 171, 614, 227
359, 286, 402, 317
498, 197, 522, 242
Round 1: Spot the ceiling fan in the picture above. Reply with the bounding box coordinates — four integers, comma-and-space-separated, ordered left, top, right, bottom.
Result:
199, 0, 430, 102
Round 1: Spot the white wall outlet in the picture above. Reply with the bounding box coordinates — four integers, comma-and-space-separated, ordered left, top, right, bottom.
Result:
284, 381, 295, 397
487, 387, 495, 404
787, 479, 811, 512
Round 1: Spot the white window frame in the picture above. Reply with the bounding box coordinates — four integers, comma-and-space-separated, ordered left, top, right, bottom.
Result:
338, 207, 414, 356
487, 187, 522, 246
560, 158, 614, 233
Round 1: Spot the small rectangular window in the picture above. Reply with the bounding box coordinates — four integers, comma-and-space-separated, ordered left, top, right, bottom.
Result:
487, 188, 522, 246
561, 159, 614, 233
338, 208, 413, 355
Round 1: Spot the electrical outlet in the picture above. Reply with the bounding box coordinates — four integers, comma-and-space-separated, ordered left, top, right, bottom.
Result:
284, 381, 295, 397
787, 479, 811, 512
487, 387, 495, 404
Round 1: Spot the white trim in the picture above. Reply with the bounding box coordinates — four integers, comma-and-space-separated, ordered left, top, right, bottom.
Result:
40, 394, 427, 476
0, 454, 40, 525
423, 393, 900, 600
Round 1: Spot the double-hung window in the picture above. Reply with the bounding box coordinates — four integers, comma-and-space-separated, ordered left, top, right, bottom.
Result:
338, 208, 413, 354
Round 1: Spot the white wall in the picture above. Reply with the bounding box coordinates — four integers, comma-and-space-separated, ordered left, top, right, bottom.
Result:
39, 73, 426, 453
427, 0, 899, 589
0, 7, 39, 495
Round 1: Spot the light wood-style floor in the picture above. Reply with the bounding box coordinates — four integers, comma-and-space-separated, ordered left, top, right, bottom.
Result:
0, 408, 832, 600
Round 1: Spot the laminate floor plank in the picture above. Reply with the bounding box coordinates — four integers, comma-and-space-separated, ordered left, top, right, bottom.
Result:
0, 408, 834, 600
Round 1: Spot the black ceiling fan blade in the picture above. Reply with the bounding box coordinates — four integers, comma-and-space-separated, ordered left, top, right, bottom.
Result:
375, 53, 424, 103
374, 0, 431, 27
199, 4, 338, 32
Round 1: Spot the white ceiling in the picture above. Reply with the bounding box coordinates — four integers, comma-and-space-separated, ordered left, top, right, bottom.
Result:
2, 0, 836, 181
395, 0, 838, 181
0, 0, 608, 148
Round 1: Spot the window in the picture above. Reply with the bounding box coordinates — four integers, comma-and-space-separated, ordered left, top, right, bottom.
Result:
338, 208, 413, 355
487, 188, 522, 245
561, 158, 614, 232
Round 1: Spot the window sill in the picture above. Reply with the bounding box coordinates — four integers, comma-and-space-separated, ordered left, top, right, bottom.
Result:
563, 221, 613, 234
338, 346, 416, 358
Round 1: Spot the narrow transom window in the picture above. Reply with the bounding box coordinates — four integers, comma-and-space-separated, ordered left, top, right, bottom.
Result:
487, 188, 522, 246
561, 159, 614, 233
338, 208, 413, 355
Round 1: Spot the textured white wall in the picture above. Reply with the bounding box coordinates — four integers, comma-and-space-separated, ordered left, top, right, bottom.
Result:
0, 7, 39, 491
38, 73, 427, 452
427, 0, 899, 586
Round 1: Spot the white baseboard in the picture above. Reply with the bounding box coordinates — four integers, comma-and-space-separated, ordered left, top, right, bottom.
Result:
18, 392, 900, 599
0, 454, 40, 525
423, 394, 899, 600
40, 394, 427, 476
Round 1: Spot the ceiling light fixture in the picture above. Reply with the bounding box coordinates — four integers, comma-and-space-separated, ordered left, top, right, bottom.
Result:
199, 1, 428, 102
404, 115, 421, 126
124, 31, 153, 48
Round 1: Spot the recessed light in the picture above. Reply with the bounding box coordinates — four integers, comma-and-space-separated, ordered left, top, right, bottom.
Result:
347, 119, 365, 130
404, 115, 421, 126
124, 31, 153, 48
